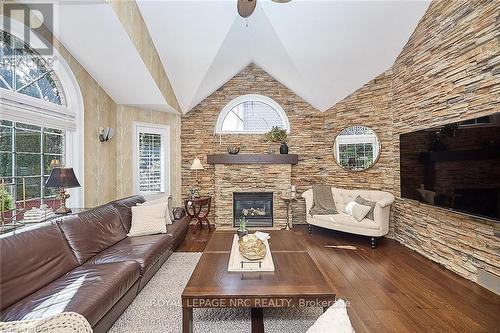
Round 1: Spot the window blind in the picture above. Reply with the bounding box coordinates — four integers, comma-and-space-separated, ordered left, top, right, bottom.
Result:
138, 132, 164, 193
0, 89, 76, 131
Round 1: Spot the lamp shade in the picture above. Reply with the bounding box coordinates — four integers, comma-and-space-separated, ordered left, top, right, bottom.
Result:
190, 157, 204, 170
45, 168, 81, 188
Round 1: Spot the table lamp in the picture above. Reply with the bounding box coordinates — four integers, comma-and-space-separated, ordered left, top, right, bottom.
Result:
45, 167, 81, 214
190, 157, 204, 186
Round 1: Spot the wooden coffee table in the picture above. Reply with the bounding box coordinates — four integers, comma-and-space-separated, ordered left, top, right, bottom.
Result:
181, 231, 336, 332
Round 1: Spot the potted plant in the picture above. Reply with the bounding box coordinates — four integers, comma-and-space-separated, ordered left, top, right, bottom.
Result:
265, 126, 289, 154
237, 216, 248, 238
0, 187, 14, 212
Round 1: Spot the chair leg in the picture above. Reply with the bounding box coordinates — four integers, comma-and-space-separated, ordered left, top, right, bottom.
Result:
370, 237, 377, 249
308, 224, 312, 235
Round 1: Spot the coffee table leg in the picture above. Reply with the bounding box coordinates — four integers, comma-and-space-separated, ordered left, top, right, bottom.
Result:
251, 308, 264, 333
182, 307, 193, 333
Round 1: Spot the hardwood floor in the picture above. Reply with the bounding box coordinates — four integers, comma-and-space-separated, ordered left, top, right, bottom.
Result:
176, 224, 500, 333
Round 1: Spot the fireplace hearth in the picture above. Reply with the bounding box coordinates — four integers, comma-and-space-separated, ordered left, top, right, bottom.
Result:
233, 192, 273, 227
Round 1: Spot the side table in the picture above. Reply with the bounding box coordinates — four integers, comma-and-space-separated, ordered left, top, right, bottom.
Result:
281, 196, 297, 230
184, 196, 212, 232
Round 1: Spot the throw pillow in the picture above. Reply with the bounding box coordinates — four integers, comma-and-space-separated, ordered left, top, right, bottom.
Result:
307, 299, 354, 333
355, 195, 377, 220
138, 197, 173, 225
128, 203, 167, 237
344, 201, 371, 222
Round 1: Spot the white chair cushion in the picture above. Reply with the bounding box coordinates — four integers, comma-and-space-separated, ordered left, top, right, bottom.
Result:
128, 202, 167, 237
307, 299, 354, 333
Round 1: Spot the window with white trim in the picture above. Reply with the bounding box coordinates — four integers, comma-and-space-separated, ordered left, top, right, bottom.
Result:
334, 126, 380, 171
215, 94, 290, 134
0, 120, 63, 208
1, 30, 76, 131
0, 31, 64, 104
134, 124, 170, 196
0, 27, 82, 213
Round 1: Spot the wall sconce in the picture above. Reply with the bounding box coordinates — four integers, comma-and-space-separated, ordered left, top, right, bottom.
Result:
99, 128, 115, 142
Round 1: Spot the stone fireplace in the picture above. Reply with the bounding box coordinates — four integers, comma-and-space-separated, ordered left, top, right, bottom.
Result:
233, 192, 273, 227
209, 155, 296, 229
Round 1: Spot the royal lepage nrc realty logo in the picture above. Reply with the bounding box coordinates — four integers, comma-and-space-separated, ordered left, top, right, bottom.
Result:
3, 2, 54, 55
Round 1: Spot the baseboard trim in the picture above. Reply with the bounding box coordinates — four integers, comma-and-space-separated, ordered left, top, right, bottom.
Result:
478, 269, 500, 296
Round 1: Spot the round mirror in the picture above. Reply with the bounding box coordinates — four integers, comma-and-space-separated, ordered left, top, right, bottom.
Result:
333, 126, 381, 171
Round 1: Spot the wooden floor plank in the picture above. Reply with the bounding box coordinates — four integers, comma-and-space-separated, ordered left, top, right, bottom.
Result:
176, 224, 500, 332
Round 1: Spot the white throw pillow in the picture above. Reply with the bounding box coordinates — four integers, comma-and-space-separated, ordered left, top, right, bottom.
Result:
128, 203, 167, 237
307, 299, 354, 333
137, 197, 173, 225
344, 201, 371, 222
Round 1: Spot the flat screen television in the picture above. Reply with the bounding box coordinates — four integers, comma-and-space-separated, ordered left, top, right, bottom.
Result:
400, 113, 500, 222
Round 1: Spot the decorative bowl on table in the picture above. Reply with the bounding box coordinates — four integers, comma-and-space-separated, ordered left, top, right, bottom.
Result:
227, 146, 241, 154
238, 234, 266, 260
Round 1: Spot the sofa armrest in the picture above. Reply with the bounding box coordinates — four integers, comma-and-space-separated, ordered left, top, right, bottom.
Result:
302, 189, 314, 217
376, 196, 395, 208
172, 207, 186, 220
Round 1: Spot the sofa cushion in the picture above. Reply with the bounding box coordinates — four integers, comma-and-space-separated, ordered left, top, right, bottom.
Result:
0, 261, 140, 326
110, 195, 146, 232
87, 234, 174, 274
0, 222, 79, 310
313, 213, 380, 230
57, 204, 128, 264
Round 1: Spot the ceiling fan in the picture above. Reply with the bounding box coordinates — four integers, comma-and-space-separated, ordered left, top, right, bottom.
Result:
237, 0, 291, 18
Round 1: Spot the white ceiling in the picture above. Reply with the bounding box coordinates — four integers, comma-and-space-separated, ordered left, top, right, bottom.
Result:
51, 2, 173, 112
138, 0, 431, 113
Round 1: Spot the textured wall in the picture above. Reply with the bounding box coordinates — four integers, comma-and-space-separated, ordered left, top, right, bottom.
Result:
390, 0, 500, 282
9, 8, 119, 207
181, 64, 393, 225
50, 34, 117, 208
110, 1, 181, 113
181, 1, 500, 284
115, 105, 182, 205
214, 164, 291, 228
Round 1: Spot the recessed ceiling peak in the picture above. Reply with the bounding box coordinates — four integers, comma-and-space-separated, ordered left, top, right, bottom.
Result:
138, 0, 431, 113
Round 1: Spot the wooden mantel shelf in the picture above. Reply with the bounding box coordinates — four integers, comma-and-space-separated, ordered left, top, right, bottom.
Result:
207, 154, 298, 165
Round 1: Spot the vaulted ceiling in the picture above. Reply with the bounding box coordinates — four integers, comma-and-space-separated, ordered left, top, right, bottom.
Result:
138, 0, 431, 113
43, 0, 430, 114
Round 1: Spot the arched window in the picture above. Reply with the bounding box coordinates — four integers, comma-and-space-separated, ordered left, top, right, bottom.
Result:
1, 31, 64, 105
215, 94, 290, 134
1, 18, 84, 212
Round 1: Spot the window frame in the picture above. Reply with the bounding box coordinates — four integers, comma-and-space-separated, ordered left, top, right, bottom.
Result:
215, 94, 290, 134
132, 122, 170, 197
0, 121, 65, 205
334, 133, 379, 170
1, 16, 84, 208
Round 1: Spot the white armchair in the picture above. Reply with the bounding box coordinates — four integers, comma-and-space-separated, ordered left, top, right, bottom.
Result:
302, 187, 395, 248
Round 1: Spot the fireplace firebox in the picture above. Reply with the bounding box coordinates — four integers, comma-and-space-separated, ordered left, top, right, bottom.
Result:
233, 192, 273, 227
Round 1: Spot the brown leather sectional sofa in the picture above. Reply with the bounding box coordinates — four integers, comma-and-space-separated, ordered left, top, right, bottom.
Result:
0, 195, 190, 333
